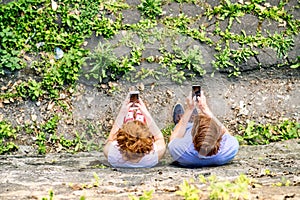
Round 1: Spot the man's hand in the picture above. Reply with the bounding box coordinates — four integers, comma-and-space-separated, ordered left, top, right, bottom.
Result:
195, 91, 212, 117
186, 91, 196, 111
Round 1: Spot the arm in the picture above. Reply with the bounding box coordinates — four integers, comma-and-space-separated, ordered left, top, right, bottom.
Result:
103, 94, 132, 158
196, 91, 229, 135
136, 98, 161, 136
154, 136, 166, 160
195, 91, 213, 117
136, 99, 166, 159
169, 93, 195, 141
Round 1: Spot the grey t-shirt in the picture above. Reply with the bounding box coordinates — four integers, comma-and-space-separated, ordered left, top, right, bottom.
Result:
168, 123, 239, 167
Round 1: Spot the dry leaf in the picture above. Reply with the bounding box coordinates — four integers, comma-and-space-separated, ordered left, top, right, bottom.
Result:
3, 99, 10, 104
47, 102, 55, 110
31, 114, 37, 122
151, 83, 155, 90
23, 55, 32, 61
1, 86, 7, 91
137, 82, 145, 91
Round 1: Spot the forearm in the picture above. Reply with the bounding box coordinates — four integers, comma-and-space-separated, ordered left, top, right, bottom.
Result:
197, 103, 213, 117
170, 109, 194, 141
146, 115, 162, 137
138, 110, 166, 159
103, 141, 112, 158
104, 116, 123, 158
200, 107, 228, 136
107, 122, 119, 141
155, 138, 166, 160
143, 112, 166, 153
114, 111, 126, 129
106, 109, 126, 141
210, 115, 229, 135
138, 107, 162, 138
195, 94, 228, 133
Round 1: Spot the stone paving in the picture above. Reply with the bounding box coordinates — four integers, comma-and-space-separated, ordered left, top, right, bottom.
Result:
1, 139, 299, 200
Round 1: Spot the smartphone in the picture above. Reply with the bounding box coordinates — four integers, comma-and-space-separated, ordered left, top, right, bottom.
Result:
192, 85, 201, 100
129, 91, 139, 105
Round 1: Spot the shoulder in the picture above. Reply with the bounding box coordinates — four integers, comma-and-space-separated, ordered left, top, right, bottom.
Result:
109, 140, 119, 149
168, 131, 193, 150
168, 132, 194, 161
107, 140, 120, 156
219, 133, 239, 152
222, 133, 239, 144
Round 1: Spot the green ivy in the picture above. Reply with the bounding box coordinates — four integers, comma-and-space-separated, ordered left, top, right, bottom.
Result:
237, 120, 300, 145
138, 0, 163, 20
0, 121, 18, 154
17, 79, 44, 101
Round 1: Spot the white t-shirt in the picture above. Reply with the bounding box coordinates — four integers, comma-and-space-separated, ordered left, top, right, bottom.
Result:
108, 141, 158, 168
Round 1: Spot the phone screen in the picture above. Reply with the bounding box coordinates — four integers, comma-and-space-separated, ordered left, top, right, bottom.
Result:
192, 85, 201, 100
129, 91, 139, 104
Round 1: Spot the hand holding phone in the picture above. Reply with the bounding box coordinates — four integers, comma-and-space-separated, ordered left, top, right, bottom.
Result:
192, 85, 201, 101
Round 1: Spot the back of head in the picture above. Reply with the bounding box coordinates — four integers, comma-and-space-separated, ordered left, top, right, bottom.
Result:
116, 121, 154, 160
192, 114, 223, 156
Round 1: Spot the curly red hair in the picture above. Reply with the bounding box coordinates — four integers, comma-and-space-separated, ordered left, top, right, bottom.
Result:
191, 114, 223, 156
116, 121, 154, 160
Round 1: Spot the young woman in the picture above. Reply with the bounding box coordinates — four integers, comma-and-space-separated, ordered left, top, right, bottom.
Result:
103, 92, 166, 168
168, 90, 239, 167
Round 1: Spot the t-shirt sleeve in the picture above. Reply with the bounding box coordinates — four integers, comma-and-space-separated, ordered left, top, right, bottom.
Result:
212, 133, 239, 165
168, 130, 193, 161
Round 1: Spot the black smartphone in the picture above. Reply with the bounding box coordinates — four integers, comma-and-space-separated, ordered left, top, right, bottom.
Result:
129, 91, 139, 105
192, 85, 201, 100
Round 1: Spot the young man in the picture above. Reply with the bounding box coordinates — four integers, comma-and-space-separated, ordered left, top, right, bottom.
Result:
168, 90, 239, 167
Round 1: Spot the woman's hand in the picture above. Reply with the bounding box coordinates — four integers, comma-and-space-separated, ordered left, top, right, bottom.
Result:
135, 98, 164, 140
115, 93, 133, 128
120, 93, 131, 112
136, 98, 147, 110
135, 98, 152, 122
